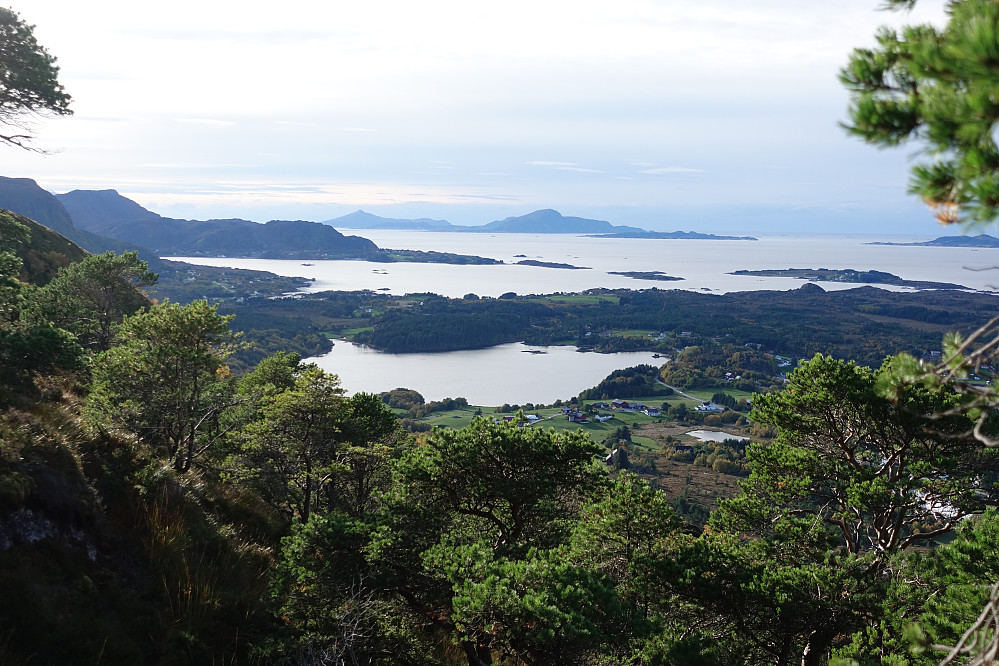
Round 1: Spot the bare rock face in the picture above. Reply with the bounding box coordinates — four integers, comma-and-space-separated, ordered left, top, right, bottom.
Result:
0, 506, 96, 560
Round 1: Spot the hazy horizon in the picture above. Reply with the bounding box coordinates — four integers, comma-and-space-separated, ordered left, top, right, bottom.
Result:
9, 1, 958, 235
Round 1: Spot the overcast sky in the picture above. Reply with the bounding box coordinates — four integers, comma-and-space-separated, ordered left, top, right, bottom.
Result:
4, 0, 955, 234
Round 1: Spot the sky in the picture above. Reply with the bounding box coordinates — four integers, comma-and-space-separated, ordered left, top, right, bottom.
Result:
4, 0, 958, 234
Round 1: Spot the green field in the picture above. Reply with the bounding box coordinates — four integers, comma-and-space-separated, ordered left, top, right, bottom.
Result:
334, 326, 375, 338
415, 400, 669, 452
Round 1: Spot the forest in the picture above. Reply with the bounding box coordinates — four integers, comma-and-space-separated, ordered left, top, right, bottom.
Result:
4, 0, 999, 663
3, 203, 999, 665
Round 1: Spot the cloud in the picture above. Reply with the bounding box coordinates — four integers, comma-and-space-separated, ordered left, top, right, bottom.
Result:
528, 161, 604, 173
555, 166, 604, 173
640, 167, 705, 175
527, 161, 579, 167
174, 118, 237, 127
121, 28, 337, 45
274, 120, 323, 129
138, 162, 258, 169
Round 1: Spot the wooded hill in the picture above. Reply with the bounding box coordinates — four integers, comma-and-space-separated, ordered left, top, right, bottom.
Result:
219, 285, 999, 369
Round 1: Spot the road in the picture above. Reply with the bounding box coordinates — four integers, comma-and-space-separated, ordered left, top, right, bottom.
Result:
657, 379, 700, 402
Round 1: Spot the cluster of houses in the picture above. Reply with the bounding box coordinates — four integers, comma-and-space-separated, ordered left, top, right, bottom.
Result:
586, 401, 662, 417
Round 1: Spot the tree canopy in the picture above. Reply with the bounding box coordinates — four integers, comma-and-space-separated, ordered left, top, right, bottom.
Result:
0, 7, 71, 150
842, 0, 999, 227
87, 300, 242, 472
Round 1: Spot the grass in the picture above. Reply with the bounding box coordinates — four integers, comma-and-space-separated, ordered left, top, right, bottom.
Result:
614, 329, 659, 339
683, 388, 757, 402
333, 326, 374, 338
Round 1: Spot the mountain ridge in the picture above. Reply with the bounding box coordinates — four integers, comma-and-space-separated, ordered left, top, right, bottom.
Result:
56, 188, 381, 259
324, 207, 646, 234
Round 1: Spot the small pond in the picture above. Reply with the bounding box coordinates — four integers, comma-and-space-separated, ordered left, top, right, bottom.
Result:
687, 430, 749, 443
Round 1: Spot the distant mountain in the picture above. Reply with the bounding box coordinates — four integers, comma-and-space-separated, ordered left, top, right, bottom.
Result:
471, 209, 644, 234
57, 189, 380, 260
324, 210, 455, 231
59, 188, 164, 228
55, 189, 498, 264
590, 230, 758, 241
867, 234, 999, 247
0, 181, 339, 303
323, 208, 646, 234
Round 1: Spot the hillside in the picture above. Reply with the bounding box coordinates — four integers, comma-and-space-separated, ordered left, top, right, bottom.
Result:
1, 209, 88, 285
58, 189, 381, 259
0, 177, 164, 268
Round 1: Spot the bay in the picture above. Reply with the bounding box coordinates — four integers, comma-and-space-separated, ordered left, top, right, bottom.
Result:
167, 231, 999, 297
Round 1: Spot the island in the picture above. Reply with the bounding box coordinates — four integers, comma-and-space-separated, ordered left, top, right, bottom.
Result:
608, 271, 683, 281
515, 259, 590, 270
588, 230, 758, 241
729, 268, 967, 290
867, 234, 999, 247
377, 249, 502, 264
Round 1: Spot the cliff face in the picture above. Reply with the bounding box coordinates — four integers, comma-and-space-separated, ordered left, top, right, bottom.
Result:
0, 177, 77, 237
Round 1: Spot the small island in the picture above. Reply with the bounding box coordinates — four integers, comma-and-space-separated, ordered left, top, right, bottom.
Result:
609, 270, 683, 282
515, 259, 591, 270
867, 234, 999, 247
589, 230, 758, 241
377, 249, 502, 264
729, 268, 967, 290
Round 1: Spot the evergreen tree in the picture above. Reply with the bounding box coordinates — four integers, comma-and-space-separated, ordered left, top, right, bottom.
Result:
842, 0, 999, 227
88, 300, 242, 472
0, 7, 72, 150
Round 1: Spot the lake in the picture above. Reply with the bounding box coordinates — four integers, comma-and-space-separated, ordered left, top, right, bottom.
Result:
309, 341, 664, 405
168, 231, 999, 298
167, 232, 999, 403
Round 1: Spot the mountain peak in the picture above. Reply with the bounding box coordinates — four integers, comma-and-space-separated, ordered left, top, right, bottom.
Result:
481, 209, 641, 234
58, 189, 163, 232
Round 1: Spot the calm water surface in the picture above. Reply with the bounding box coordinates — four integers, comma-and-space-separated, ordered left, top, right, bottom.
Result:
311, 341, 664, 405
687, 430, 750, 443
169, 232, 999, 297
